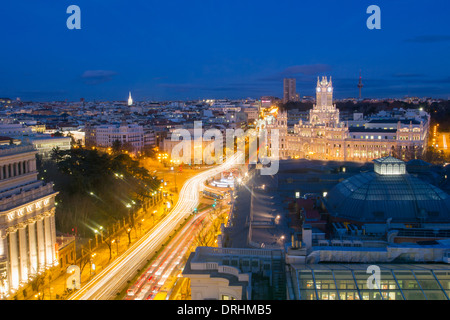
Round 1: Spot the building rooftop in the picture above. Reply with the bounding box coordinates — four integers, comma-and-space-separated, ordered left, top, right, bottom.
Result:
290, 263, 450, 300
0, 143, 36, 156
325, 170, 450, 223
367, 119, 422, 125
348, 127, 397, 133
373, 156, 405, 165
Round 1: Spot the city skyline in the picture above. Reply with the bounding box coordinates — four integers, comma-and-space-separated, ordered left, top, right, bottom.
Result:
0, 0, 449, 101
3, 0, 450, 305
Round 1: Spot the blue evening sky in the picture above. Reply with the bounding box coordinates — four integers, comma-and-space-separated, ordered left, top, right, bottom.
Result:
0, 0, 449, 101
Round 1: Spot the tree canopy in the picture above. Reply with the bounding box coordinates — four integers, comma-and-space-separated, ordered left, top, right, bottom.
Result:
40, 147, 160, 237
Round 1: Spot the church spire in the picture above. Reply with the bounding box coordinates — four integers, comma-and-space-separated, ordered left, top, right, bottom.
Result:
128, 91, 133, 106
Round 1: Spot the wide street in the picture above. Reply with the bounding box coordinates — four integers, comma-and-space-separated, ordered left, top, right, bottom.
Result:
69, 152, 242, 300
125, 206, 214, 300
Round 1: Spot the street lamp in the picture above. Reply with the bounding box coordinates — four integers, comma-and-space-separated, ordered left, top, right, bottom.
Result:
94, 229, 99, 247
99, 226, 104, 242
171, 165, 178, 192
112, 238, 119, 256
89, 253, 97, 276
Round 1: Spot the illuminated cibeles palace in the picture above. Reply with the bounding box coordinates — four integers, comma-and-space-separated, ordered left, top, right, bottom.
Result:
0, 144, 58, 298
265, 76, 430, 161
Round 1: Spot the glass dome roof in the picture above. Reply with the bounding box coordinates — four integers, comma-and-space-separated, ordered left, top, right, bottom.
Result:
325, 171, 450, 223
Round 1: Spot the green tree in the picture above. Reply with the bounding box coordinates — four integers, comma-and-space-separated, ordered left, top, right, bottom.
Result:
111, 139, 122, 155
42, 148, 160, 238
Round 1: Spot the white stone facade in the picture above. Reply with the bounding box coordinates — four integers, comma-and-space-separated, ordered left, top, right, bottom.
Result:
0, 144, 58, 298
267, 77, 430, 162
85, 123, 145, 153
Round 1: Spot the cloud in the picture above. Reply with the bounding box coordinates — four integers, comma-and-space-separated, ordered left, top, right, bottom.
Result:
10, 89, 69, 101
281, 64, 332, 76
389, 74, 450, 85
422, 76, 450, 84
391, 73, 425, 78
404, 35, 450, 43
156, 81, 277, 99
158, 83, 206, 91
259, 64, 332, 82
81, 70, 118, 84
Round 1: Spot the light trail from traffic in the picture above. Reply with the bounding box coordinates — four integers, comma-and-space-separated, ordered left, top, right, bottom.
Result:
126, 208, 210, 300
69, 152, 243, 300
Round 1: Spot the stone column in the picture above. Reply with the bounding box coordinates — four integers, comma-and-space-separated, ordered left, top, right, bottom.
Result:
30, 160, 36, 172
44, 215, 53, 266
0, 165, 3, 180
36, 218, 46, 272
8, 229, 20, 291
0, 229, 5, 257
49, 209, 56, 266
27, 220, 38, 276
18, 225, 29, 282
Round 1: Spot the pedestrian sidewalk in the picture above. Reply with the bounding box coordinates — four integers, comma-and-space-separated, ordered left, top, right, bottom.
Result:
25, 199, 170, 300
16, 167, 194, 300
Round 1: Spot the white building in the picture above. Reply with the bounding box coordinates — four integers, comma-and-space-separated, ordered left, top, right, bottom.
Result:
85, 123, 145, 153
263, 77, 430, 161
0, 124, 72, 159
26, 136, 72, 160
143, 127, 156, 148
182, 247, 285, 300
0, 124, 32, 137
0, 144, 58, 298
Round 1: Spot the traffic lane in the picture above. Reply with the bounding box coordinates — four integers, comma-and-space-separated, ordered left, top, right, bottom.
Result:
70, 153, 242, 299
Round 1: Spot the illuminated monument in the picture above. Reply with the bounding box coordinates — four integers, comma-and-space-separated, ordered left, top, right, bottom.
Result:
309, 76, 340, 127
263, 76, 430, 161
0, 144, 58, 298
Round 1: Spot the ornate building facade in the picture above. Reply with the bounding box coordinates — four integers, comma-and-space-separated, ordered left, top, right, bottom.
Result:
0, 144, 58, 298
265, 76, 430, 162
